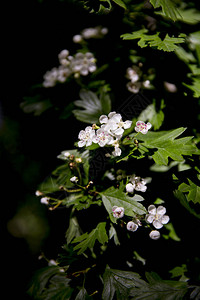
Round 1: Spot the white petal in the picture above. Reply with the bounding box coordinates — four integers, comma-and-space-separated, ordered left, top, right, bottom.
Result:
126, 183, 135, 193
85, 126, 93, 132
113, 127, 124, 136
135, 126, 140, 132
78, 140, 86, 147
153, 220, 163, 229
148, 205, 156, 215
136, 120, 144, 127
145, 214, 154, 224
86, 139, 92, 146
108, 111, 116, 118
123, 120, 132, 129
157, 206, 166, 216
127, 221, 138, 232
149, 230, 160, 240
147, 122, 152, 130
112, 147, 121, 157
78, 130, 86, 139
111, 113, 122, 123
99, 115, 108, 124
161, 215, 170, 224
141, 128, 148, 134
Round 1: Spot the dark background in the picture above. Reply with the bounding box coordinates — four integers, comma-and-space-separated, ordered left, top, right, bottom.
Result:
2, 0, 200, 298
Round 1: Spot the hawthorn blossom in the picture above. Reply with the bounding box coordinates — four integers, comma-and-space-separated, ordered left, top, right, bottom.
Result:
126, 175, 148, 193
135, 121, 152, 134
145, 205, 170, 229
112, 206, 124, 218
70, 52, 96, 76
93, 128, 114, 147
149, 230, 160, 240
40, 197, 49, 205
78, 126, 96, 147
111, 139, 122, 157
99, 112, 132, 137
127, 221, 138, 232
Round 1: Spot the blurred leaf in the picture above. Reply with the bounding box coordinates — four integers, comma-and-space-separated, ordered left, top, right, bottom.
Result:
72, 222, 108, 254
20, 97, 52, 116
150, 0, 180, 21
41, 274, 73, 299
183, 77, 200, 98
163, 222, 181, 242
169, 264, 189, 282
177, 8, 200, 25
73, 89, 111, 124
109, 223, 120, 245
112, 0, 126, 9
174, 190, 200, 219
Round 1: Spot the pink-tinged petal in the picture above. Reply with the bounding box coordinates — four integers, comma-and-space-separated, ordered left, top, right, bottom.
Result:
85, 126, 93, 132
140, 128, 148, 134
153, 220, 163, 229
126, 183, 135, 194
161, 215, 170, 224
147, 122, 152, 130
157, 206, 166, 216
92, 136, 99, 143
78, 130, 86, 139
78, 140, 86, 147
99, 115, 108, 124
135, 126, 140, 132
136, 120, 145, 127
112, 206, 118, 212
148, 205, 156, 215
123, 120, 132, 129
149, 230, 160, 240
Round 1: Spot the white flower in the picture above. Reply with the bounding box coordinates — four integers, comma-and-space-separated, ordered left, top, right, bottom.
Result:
126, 183, 135, 194
73, 34, 83, 43
127, 221, 138, 232
35, 190, 43, 196
149, 230, 160, 240
145, 205, 170, 229
48, 259, 57, 266
93, 128, 114, 147
135, 121, 152, 134
112, 206, 124, 218
58, 49, 70, 66
63, 151, 70, 158
126, 66, 140, 83
40, 197, 49, 205
111, 140, 122, 157
75, 157, 82, 163
127, 81, 141, 94
130, 175, 147, 192
70, 176, 78, 183
99, 112, 132, 137
78, 126, 96, 147
70, 52, 96, 76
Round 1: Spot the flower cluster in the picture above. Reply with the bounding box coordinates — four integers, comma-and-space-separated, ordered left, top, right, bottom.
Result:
111, 203, 169, 240
126, 175, 149, 193
73, 26, 108, 43
126, 64, 154, 94
43, 49, 96, 87
78, 112, 132, 156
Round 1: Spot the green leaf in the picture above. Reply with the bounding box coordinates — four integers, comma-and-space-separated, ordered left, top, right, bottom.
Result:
121, 29, 185, 52
27, 266, 71, 299
126, 127, 200, 165
102, 266, 146, 300
130, 271, 188, 299
183, 77, 200, 98
178, 179, 200, 204
66, 217, 82, 244
150, 0, 180, 21
20, 96, 52, 116
100, 184, 146, 223
174, 190, 200, 219
163, 222, 181, 242
112, 0, 126, 9
73, 89, 111, 124
175, 8, 200, 25
72, 222, 108, 254
169, 264, 188, 282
